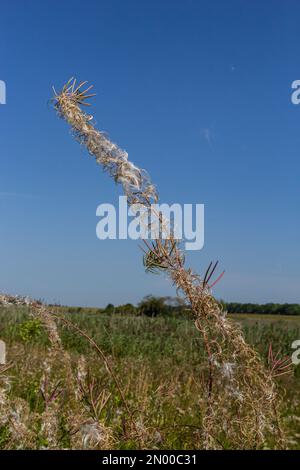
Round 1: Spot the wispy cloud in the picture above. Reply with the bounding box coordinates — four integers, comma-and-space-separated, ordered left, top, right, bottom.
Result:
200, 127, 214, 147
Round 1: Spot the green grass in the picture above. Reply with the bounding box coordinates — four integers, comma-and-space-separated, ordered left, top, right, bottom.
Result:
0, 306, 300, 449
230, 312, 300, 323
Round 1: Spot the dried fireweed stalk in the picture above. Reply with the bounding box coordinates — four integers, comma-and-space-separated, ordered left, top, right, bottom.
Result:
51, 78, 287, 449
0, 294, 116, 449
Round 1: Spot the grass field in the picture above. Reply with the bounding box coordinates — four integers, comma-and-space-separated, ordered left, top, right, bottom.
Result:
0, 306, 300, 449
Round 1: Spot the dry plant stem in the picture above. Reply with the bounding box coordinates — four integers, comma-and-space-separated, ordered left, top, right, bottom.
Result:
52, 79, 284, 448
53, 313, 140, 441
0, 294, 138, 448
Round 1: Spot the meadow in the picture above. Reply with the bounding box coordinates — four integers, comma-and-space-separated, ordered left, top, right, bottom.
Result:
0, 305, 300, 449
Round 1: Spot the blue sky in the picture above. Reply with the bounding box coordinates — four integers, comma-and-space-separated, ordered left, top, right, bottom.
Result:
0, 0, 299, 306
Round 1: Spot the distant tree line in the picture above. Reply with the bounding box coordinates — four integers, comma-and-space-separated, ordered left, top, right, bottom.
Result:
109, 298, 300, 317
104, 296, 189, 317
106, 298, 300, 317
58, 297, 300, 317
220, 302, 300, 316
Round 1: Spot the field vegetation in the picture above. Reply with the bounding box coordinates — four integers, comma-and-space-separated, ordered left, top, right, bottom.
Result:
0, 302, 299, 449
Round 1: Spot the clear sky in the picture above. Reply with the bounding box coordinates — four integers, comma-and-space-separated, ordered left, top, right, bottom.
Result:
0, 0, 299, 306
